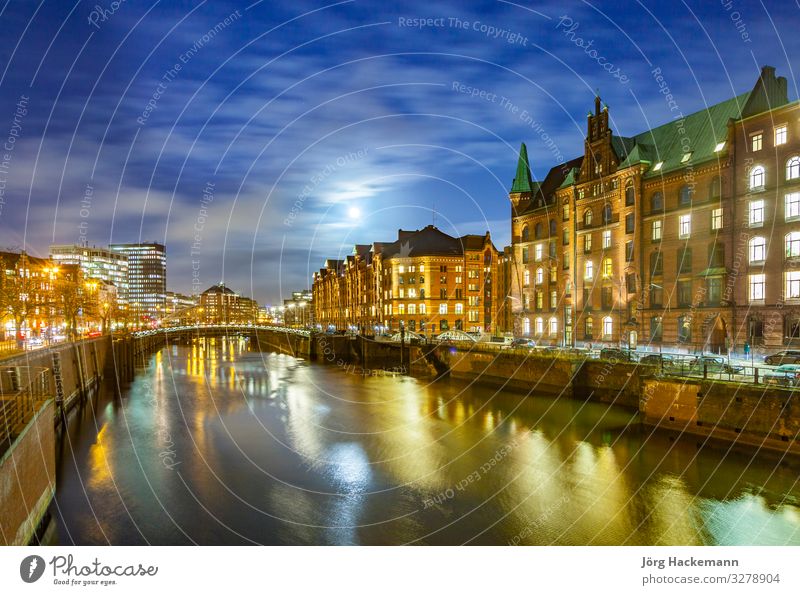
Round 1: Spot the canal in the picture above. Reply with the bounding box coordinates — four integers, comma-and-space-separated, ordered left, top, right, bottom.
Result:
50, 337, 800, 545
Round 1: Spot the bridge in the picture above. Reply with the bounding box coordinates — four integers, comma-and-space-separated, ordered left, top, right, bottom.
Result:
132, 324, 312, 339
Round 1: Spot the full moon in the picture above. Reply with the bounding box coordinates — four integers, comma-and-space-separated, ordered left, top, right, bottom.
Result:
348, 206, 361, 220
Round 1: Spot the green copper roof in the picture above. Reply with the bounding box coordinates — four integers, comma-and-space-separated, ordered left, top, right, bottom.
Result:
511, 142, 533, 193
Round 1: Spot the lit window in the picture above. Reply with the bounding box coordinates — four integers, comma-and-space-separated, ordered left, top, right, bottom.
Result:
398, 304, 405, 314
786, 193, 800, 220
408, 304, 416, 314
749, 200, 764, 226
419, 265, 425, 273
750, 165, 765, 189
535, 317, 543, 335
749, 237, 766, 263
787, 156, 800, 180
602, 230, 611, 249
714, 141, 726, 152
562, 201, 569, 221
786, 232, 800, 258
523, 317, 530, 335
419, 303, 426, 314
775, 125, 787, 146
679, 214, 691, 238
787, 271, 800, 299
455, 303, 463, 314
602, 316, 613, 337
523, 270, 530, 286
602, 257, 613, 278
439, 303, 448, 315
584, 209, 593, 226
752, 133, 763, 152
584, 261, 594, 280
398, 265, 405, 273
652, 220, 662, 241
550, 290, 557, 308
652, 161, 663, 171
535, 244, 543, 261
711, 208, 723, 230
749, 274, 765, 302
536, 267, 543, 285
584, 234, 593, 253
549, 317, 558, 335
681, 152, 692, 163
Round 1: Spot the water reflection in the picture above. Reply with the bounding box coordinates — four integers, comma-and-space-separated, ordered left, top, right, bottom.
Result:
52, 338, 800, 545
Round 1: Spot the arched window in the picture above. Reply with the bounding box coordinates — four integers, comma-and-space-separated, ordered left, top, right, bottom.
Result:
749, 237, 766, 263
603, 203, 612, 223
679, 184, 693, 205
562, 200, 569, 221
650, 192, 663, 212
583, 209, 593, 227
786, 231, 800, 258
549, 317, 558, 335
521, 225, 529, 242
535, 222, 543, 239
535, 317, 544, 335
549, 219, 557, 236
625, 182, 635, 206
750, 165, 765, 189
523, 270, 530, 286
584, 260, 594, 280
523, 317, 530, 335
709, 176, 721, 199
787, 156, 800, 181
602, 257, 613, 278
602, 316, 613, 338
535, 267, 543, 285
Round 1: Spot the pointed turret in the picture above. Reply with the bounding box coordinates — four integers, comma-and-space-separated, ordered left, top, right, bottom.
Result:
511, 143, 533, 194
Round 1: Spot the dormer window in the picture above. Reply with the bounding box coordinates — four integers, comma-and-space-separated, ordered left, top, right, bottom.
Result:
681, 152, 692, 163
653, 161, 663, 171
714, 141, 726, 152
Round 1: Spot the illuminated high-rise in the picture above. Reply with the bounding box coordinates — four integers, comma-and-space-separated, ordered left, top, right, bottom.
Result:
109, 242, 166, 323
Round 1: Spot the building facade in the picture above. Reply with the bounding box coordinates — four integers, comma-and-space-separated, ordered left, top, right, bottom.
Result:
109, 243, 166, 325
313, 225, 500, 335
199, 283, 259, 324
510, 65, 792, 352
49, 244, 129, 307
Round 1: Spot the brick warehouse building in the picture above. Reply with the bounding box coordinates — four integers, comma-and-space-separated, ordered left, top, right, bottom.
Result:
510, 65, 793, 352
313, 226, 501, 335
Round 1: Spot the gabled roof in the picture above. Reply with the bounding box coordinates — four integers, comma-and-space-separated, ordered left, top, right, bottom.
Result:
511, 143, 534, 193
202, 283, 236, 295
380, 225, 494, 258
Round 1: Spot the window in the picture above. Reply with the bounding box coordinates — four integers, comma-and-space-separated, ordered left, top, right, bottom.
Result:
521, 225, 529, 241
681, 152, 692, 163
535, 267, 543, 285
679, 185, 692, 206
750, 165, 765, 189
549, 219, 557, 237
563, 251, 570, 269
709, 176, 721, 199
749, 199, 764, 226
652, 220, 662, 241
439, 303, 448, 315
523, 270, 530, 286
706, 277, 722, 306
562, 201, 569, 221
679, 214, 691, 238
786, 193, 800, 221
603, 204, 612, 224
749, 274, 765, 302
550, 290, 557, 309
535, 222, 543, 239
419, 303, 426, 314
549, 240, 557, 259
787, 271, 800, 299
714, 141, 726, 152
584, 209, 593, 227
602, 230, 611, 249
677, 315, 691, 343
523, 317, 530, 335
787, 156, 800, 180
549, 317, 558, 335
602, 257, 613, 278
535, 317, 543, 335
550, 266, 557, 283
398, 304, 405, 314
408, 304, 416, 314
601, 286, 613, 310
650, 316, 663, 341
584, 234, 592, 253
625, 213, 634, 234
650, 251, 663, 275
584, 260, 594, 280
752, 133, 763, 152
626, 273, 636, 293
626, 241, 634, 262
745, 237, 766, 265
786, 231, 800, 258
535, 244, 543, 261
650, 285, 663, 308
711, 208, 723, 230
678, 247, 692, 274
522, 247, 529, 263
625, 183, 635, 206
536, 291, 543, 310
455, 303, 463, 314
678, 280, 692, 307
585, 316, 593, 338
562, 227, 569, 245
653, 161, 663, 171
775, 125, 787, 146
708, 242, 724, 267
651, 192, 663, 211
602, 316, 613, 338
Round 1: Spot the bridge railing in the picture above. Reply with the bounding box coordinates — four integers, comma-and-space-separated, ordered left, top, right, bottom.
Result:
0, 366, 51, 451
132, 324, 312, 339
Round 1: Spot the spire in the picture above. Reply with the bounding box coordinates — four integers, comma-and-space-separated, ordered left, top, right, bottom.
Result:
511, 142, 533, 193
594, 93, 601, 115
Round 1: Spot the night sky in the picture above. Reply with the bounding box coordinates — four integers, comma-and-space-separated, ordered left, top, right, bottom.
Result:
0, 0, 798, 305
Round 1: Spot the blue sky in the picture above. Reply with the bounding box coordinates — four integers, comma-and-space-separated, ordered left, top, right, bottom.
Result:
0, 0, 798, 304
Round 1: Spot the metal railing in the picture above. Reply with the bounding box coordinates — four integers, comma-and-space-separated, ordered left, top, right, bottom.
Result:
0, 366, 51, 449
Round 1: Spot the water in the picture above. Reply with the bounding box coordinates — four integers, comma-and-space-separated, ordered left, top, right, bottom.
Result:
51, 338, 800, 545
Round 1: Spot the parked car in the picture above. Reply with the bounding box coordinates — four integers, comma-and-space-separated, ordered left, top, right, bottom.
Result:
764, 350, 800, 365
762, 364, 800, 386
599, 348, 637, 362
508, 338, 535, 349
688, 355, 744, 375
639, 353, 675, 368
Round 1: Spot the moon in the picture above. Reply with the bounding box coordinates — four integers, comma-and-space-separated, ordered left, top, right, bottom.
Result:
348, 206, 361, 220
